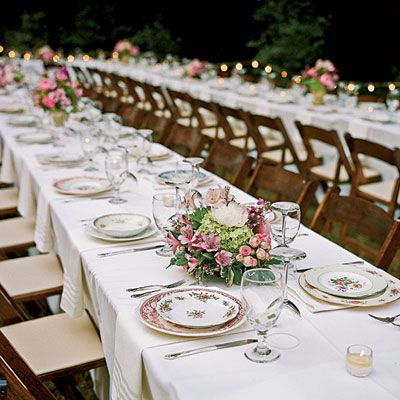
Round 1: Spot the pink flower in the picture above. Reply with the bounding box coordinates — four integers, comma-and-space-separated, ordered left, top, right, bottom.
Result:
178, 226, 193, 245
256, 248, 268, 260
320, 73, 335, 90
255, 220, 271, 237
249, 236, 261, 248
260, 239, 271, 250
42, 95, 56, 109
38, 46, 54, 63
200, 234, 220, 252
185, 254, 199, 273
205, 187, 221, 205
305, 67, 317, 78
55, 66, 69, 81
239, 245, 252, 256
214, 250, 232, 267
37, 78, 56, 92
167, 232, 181, 254
74, 88, 83, 98
187, 59, 206, 78
236, 254, 244, 262
130, 46, 139, 56
243, 256, 257, 267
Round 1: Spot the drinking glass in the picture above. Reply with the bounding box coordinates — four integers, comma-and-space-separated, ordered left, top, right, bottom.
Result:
105, 148, 129, 204
80, 129, 100, 171
241, 268, 283, 363
386, 88, 399, 117
152, 193, 177, 257
136, 129, 153, 173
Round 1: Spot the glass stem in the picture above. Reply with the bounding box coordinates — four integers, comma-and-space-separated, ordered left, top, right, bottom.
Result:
281, 213, 287, 247
115, 185, 120, 200
256, 330, 271, 356
282, 260, 289, 302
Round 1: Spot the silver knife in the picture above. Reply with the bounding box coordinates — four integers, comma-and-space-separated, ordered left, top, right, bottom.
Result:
297, 260, 364, 272
164, 339, 257, 360
97, 244, 163, 258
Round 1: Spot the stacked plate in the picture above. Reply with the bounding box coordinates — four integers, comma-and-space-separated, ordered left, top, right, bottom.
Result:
85, 212, 157, 242
139, 287, 246, 337
157, 170, 210, 186
8, 115, 37, 127
16, 131, 53, 145
299, 265, 400, 307
38, 153, 85, 167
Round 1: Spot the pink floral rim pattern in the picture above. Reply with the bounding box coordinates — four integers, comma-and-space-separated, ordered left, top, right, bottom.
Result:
139, 287, 246, 337
299, 269, 400, 307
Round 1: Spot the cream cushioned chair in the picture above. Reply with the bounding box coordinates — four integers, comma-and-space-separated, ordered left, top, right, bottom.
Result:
0, 216, 35, 258
0, 187, 18, 216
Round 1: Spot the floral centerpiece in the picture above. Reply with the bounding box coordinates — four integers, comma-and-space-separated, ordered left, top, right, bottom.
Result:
167, 186, 279, 286
182, 59, 215, 80
33, 66, 83, 126
114, 39, 139, 63
0, 64, 24, 88
301, 59, 339, 105
36, 45, 55, 64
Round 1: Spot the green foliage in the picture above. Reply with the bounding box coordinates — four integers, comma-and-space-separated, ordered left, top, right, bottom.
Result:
131, 20, 182, 58
248, 0, 330, 74
4, 12, 48, 52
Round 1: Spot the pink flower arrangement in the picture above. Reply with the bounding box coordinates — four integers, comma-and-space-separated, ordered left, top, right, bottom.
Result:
302, 59, 339, 92
0, 64, 24, 87
33, 66, 82, 112
114, 39, 139, 59
167, 186, 278, 286
185, 59, 207, 79
37, 45, 55, 63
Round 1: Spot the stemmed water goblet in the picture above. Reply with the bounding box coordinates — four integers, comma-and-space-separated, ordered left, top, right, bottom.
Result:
105, 147, 135, 204
386, 88, 399, 120
152, 193, 177, 257
136, 129, 153, 173
80, 128, 100, 171
241, 268, 283, 363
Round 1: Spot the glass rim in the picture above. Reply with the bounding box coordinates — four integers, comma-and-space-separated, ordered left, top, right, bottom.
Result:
346, 344, 373, 354
242, 268, 282, 284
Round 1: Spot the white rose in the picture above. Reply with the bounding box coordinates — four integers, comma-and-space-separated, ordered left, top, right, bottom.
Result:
211, 201, 248, 227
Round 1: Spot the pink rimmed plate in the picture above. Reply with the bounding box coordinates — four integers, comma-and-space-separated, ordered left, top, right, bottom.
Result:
139, 287, 246, 337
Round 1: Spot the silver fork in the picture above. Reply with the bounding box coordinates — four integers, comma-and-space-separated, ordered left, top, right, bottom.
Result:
368, 313, 400, 326
127, 279, 187, 294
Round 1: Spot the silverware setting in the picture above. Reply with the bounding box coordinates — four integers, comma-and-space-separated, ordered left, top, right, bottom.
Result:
368, 313, 400, 326
286, 299, 301, 317
296, 260, 364, 273
164, 339, 257, 360
126, 279, 187, 293
97, 243, 164, 258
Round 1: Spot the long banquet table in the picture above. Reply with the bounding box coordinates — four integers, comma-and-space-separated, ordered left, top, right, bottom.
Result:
0, 91, 400, 400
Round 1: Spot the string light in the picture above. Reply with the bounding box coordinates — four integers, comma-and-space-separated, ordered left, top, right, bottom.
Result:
281, 70, 288, 78
8, 50, 16, 58
53, 55, 60, 62
251, 60, 259, 68
235, 62, 243, 71
367, 84, 375, 92
23, 52, 31, 61
347, 83, 356, 91
0, 46, 4, 53
67, 55, 75, 62
388, 83, 396, 91
112, 51, 119, 59
83, 54, 90, 61
264, 65, 272, 73
220, 64, 228, 72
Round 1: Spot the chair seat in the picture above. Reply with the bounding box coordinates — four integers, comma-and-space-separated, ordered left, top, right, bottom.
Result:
229, 136, 256, 150
311, 163, 380, 183
260, 147, 309, 164
0, 217, 35, 250
201, 126, 223, 139
0, 312, 104, 377
0, 187, 18, 211
0, 254, 63, 299
358, 179, 400, 204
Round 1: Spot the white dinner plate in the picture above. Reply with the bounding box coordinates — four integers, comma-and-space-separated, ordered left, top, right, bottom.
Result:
139, 287, 246, 337
0, 104, 25, 114
41, 153, 85, 166
93, 213, 151, 238
304, 265, 388, 298
53, 177, 112, 196
299, 270, 400, 307
158, 170, 208, 185
85, 223, 158, 242
8, 116, 36, 127
16, 131, 53, 144
359, 112, 392, 124
156, 288, 239, 328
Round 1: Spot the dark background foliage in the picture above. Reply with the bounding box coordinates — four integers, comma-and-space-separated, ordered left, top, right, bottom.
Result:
1, 0, 400, 80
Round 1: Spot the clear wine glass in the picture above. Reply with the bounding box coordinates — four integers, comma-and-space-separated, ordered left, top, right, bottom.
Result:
80, 128, 100, 171
241, 268, 283, 363
105, 148, 129, 204
182, 157, 204, 189
152, 193, 177, 257
386, 88, 399, 119
136, 129, 153, 173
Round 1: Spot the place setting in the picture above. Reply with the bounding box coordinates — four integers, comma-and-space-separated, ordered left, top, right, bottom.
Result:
15, 130, 54, 145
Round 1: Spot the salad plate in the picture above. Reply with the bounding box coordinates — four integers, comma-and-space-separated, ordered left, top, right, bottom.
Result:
85, 223, 158, 242
156, 288, 239, 328
304, 265, 388, 299
158, 170, 208, 185
139, 287, 246, 337
93, 213, 151, 238
53, 177, 111, 195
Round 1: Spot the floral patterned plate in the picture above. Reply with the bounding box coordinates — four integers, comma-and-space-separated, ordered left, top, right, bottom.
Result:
139, 287, 246, 337
156, 288, 240, 328
299, 270, 400, 307
85, 223, 158, 242
93, 213, 151, 238
53, 177, 112, 196
304, 266, 387, 298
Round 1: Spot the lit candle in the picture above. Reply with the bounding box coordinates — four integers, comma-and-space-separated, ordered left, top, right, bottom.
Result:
346, 344, 373, 377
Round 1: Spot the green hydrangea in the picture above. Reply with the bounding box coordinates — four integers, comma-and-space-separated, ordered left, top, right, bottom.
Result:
197, 213, 252, 253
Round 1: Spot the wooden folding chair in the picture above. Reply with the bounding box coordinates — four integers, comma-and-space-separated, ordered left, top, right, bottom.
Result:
191, 98, 222, 140
345, 133, 400, 217
310, 187, 400, 270
165, 88, 195, 127
203, 140, 255, 190
245, 162, 319, 224
295, 121, 380, 188
0, 312, 105, 399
